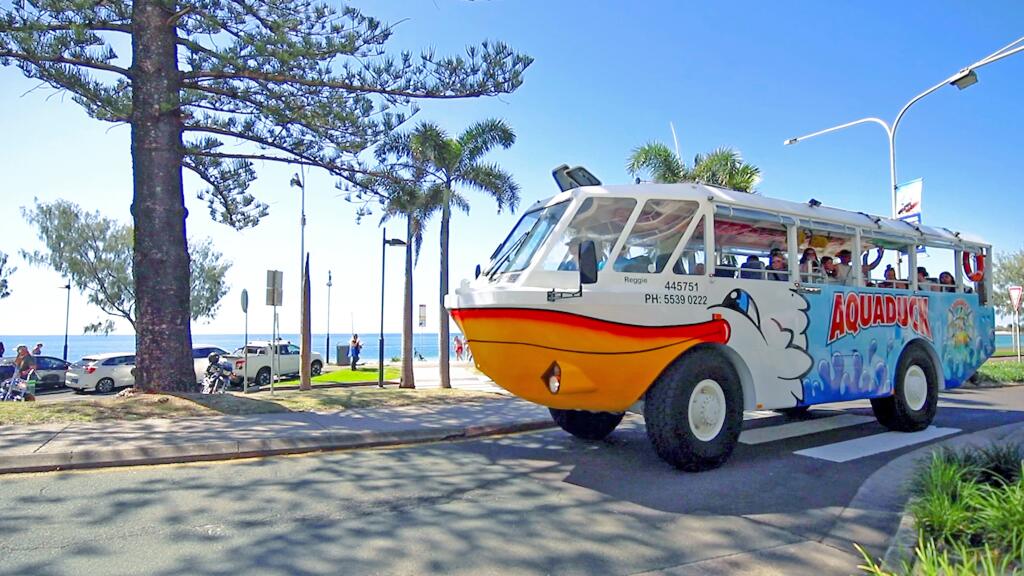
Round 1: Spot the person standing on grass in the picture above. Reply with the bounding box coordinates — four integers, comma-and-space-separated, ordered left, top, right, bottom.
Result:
349, 334, 362, 371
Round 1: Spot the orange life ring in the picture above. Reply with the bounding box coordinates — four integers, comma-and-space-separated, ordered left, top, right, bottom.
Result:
962, 252, 985, 282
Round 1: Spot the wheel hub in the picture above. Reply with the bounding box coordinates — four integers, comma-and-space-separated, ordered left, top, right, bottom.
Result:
688, 379, 726, 441
903, 365, 928, 412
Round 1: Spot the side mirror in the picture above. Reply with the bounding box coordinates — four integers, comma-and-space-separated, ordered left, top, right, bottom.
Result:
579, 240, 598, 285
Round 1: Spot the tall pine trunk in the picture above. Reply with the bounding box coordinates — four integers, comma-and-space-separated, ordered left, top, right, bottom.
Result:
400, 215, 415, 389
130, 1, 195, 391
438, 195, 451, 389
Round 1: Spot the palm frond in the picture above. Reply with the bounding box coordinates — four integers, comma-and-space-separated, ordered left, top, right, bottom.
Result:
459, 162, 521, 213
626, 141, 688, 183
459, 119, 516, 166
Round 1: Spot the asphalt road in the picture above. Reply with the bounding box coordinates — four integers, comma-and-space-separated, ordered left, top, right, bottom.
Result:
2, 385, 1023, 576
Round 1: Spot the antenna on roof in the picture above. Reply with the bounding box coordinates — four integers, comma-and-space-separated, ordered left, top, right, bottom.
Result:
669, 121, 682, 160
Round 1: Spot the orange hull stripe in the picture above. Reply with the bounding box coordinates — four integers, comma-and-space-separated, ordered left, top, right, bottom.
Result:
451, 307, 730, 344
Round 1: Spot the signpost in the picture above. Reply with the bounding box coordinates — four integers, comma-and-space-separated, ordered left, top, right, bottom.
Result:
1010, 285, 1022, 362
267, 270, 283, 394
418, 304, 426, 328
241, 289, 249, 393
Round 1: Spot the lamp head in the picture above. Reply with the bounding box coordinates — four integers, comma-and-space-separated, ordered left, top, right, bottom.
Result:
950, 69, 978, 90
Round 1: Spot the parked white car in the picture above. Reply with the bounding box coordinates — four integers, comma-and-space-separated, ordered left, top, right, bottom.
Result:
65, 353, 136, 394
225, 341, 323, 387
192, 344, 230, 384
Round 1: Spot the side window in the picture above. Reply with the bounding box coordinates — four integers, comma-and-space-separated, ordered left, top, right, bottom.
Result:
36, 358, 54, 370
796, 227, 854, 285
126, 356, 135, 365
541, 197, 636, 271
674, 217, 706, 276
287, 345, 300, 355
715, 217, 788, 280
193, 347, 208, 359
914, 247, 958, 293
612, 200, 699, 274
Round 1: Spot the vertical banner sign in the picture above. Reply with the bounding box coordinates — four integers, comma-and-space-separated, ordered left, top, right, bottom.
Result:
1011, 286, 1023, 362
895, 178, 925, 254
418, 304, 427, 328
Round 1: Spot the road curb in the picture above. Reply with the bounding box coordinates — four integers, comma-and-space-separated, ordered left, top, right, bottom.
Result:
0, 419, 555, 475
841, 421, 1024, 571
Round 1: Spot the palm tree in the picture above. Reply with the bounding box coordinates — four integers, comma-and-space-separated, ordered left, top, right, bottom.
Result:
379, 119, 520, 388
381, 183, 440, 389
627, 141, 760, 192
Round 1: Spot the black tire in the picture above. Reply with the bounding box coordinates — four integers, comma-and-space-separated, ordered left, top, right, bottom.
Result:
549, 408, 624, 440
644, 348, 744, 472
255, 368, 272, 387
311, 361, 323, 376
870, 345, 938, 432
95, 378, 115, 394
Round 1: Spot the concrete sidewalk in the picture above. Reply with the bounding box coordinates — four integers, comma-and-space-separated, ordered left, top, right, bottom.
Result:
0, 397, 553, 475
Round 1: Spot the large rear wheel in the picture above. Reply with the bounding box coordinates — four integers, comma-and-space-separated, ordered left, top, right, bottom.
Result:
871, 345, 938, 432
549, 408, 624, 441
644, 348, 744, 472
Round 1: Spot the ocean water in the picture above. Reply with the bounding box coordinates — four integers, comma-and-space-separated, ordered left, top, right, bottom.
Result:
0, 333, 457, 363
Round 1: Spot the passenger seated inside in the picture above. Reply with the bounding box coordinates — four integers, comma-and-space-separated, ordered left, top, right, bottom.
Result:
939, 272, 955, 293
767, 250, 788, 281
834, 250, 853, 284
740, 255, 765, 279
799, 248, 820, 282
693, 263, 706, 276
820, 256, 836, 282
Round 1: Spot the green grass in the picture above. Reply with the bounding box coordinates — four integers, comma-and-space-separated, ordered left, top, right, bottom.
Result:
858, 444, 1024, 575
0, 394, 216, 425
239, 386, 495, 413
312, 366, 400, 384
976, 361, 1024, 383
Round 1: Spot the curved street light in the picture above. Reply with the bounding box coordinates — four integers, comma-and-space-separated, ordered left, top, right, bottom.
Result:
785, 35, 1024, 218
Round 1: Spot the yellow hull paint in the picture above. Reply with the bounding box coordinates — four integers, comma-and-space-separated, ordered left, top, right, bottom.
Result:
452, 307, 730, 412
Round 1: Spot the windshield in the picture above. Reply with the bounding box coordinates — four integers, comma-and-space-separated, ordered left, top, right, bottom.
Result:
487, 201, 569, 276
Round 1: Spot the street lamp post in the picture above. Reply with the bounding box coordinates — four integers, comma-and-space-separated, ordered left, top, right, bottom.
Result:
784, 36, 1024, 218
61, 282, 71, 362
380, 228, 407, 388
326, 271, 332, 364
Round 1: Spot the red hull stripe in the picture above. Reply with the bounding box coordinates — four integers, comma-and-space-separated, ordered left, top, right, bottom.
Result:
451, 307, 730, 343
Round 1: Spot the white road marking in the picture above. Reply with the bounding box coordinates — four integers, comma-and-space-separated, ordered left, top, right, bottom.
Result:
743, 410, 779, 420
739, 414, 875, 445
794, 426, 961, 463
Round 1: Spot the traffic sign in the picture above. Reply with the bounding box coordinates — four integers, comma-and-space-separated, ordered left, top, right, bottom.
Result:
241, 289, 249, 313
266, 270, 283, 306
1011, 286, 1023, 312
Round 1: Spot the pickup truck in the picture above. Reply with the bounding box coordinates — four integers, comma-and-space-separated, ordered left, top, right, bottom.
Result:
225, 341, 323, 386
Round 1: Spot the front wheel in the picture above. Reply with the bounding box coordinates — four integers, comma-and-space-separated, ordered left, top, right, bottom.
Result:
549, 408, 624, 440
871, 346, 938, 432
255, 368, 271, 387
644, 348, 744, 472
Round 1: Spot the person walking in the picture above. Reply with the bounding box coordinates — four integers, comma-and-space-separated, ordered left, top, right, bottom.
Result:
349, 334, 362, 371
32, 343, 43, 356
454, 335, 464, 362
0, 341, 5, 358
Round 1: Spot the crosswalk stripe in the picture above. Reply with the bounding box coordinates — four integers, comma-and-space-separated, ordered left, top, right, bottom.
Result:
794, 426, 961, 463
739, 414, 875, 445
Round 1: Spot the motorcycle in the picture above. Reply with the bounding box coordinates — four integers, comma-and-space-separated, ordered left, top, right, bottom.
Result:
201, 361, 233, 394
0, 372, 36, 402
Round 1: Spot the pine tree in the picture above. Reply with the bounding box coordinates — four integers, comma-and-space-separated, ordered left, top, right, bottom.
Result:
1, 2, 531, 390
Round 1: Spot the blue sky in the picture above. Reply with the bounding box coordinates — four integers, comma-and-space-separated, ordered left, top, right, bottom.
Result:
1, 0, 1022, 339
